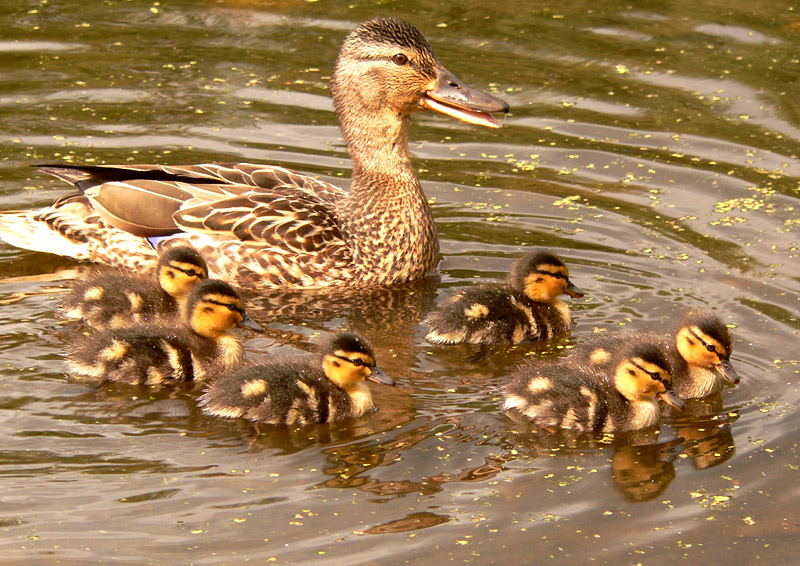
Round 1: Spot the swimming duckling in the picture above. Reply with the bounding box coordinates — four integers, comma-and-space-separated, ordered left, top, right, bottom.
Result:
66, 279, 262, 385
502, 342, 684, 432
424, 251, 584, 347
59, 246, 208, 329
199, 331, 396, 425
580, 310, 740, 399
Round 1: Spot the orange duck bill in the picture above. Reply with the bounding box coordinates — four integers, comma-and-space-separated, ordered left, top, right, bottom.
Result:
423, 67, 509, 129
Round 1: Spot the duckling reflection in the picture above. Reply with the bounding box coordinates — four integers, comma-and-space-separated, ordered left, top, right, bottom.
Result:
674, 412, 736, 470
611, 442, 677, 502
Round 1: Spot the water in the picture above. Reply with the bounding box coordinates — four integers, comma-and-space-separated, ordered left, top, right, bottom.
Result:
0, 1, 798, 564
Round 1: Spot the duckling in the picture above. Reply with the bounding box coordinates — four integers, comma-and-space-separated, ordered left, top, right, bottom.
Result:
579, 310, 740, 399
502, 341, 684, 432
199, 331, 396, 425
0, 18, 509, 289
424, 251, 584, 347
59, 246, 208, 329
65, 279, 262, 385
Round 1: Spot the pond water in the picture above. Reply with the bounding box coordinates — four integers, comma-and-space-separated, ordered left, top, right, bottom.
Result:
0, 1, 798, 564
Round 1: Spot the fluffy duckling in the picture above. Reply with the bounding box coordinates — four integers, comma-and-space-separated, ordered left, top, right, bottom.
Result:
199, 331, 396, 425
424, 251, 584, 346
66, 279, 262, 385
580, 310, 740, 399
502, 342, 684, 432
60, 246, 208, 329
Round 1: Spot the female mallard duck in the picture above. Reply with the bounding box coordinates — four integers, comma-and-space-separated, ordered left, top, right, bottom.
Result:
59, 246, 208, 329
578, 310, 740, 399
66, 279, 262, 385
502, 341, 684, 432
199, 331, 395, 425
424, 251, 584, 346
0, 18, 508, 289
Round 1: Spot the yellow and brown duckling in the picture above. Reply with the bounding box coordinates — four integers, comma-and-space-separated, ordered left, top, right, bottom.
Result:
199, 331, 395, 425
65, 279, 262, 385
424, 251, 584, 347
579, 310, 740, 399
59, 246, 208, 329
0, 18, 508, 289
502, 341, 684, 432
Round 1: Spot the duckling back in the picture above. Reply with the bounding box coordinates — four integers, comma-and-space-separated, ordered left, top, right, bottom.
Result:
502, 341, 680, 432
200, 357, 370, 425
59, 246, 208, 329
65, 279, 256, 385
424, 250, 583, 346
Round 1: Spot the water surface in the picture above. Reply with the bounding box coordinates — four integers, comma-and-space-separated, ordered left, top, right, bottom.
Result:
0, 1, 798, 564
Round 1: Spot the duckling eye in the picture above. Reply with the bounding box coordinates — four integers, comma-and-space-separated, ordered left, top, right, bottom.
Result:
706, 343, 717, 353
391, 53, 409, 66
350, 358, 364, 367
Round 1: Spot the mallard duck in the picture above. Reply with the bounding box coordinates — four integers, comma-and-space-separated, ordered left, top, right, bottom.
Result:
424, 251, 584, 346
199, 331, 395, 424
579, 310, 740, 399
502, 341, 684, 432
65, 279, 262, 385
0, 18, 509, 289
59, 245, 208, 329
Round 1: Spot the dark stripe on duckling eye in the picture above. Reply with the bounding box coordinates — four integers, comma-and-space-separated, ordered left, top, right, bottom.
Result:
631, 361, 668, 386
203, 297, 245, 316
333, 354, 371, 368
170, 264, 204, 278
688, 327, 720, 355
535, 269, 567, 281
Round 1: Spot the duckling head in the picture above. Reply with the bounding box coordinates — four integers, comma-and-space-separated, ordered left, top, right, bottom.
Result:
675, 310, 740, 385
614, 343, 684, 410
157, 246, 208, 300
187, 279, 262, 338
320, 331, 395, 389
331, 18, 509, 152
509, 251, 584, 303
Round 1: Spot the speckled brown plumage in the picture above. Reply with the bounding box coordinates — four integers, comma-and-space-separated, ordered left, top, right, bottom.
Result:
0, 18, 508, 289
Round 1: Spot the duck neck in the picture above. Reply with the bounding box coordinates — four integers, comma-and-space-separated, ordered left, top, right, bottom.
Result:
337, 106, 439, 285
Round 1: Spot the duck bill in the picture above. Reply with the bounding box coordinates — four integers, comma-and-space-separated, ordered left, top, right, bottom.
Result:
367, 367, 396, 386
658, 388, 685, 411
715, 359, 740, 385
564, 281, 585, 298
237, 313, 264, 333
423, 67, 509, 129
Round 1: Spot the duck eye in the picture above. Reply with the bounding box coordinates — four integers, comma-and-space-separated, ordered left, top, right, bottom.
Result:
706, 343, 716, 352
350, 358, 364, 367
391, 53, 409, 66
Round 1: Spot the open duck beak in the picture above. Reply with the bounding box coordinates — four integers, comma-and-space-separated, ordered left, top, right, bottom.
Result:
367, 366, 396, 386
237, 313, 264, 333
423, 67, 509, 129
715, 359, 740, 385
564, 281, 585, 298
658, 388, 685, 411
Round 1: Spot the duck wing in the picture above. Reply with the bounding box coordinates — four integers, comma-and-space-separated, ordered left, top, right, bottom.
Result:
38, 163, 349, 243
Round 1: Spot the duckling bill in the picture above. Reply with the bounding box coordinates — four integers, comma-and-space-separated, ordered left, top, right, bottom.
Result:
199, 331, 395, 425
